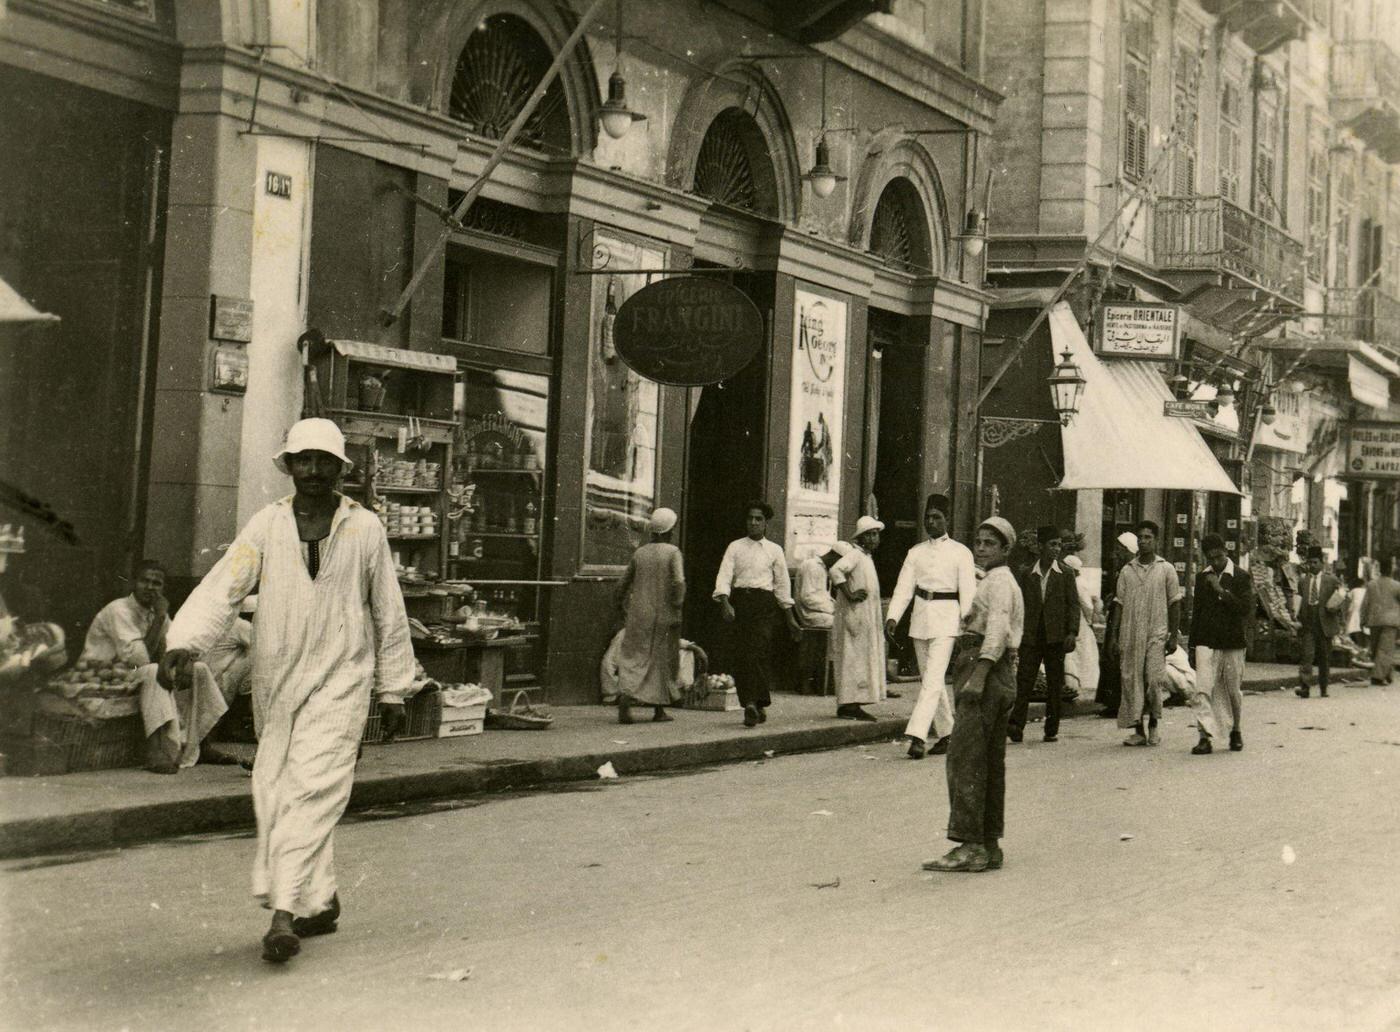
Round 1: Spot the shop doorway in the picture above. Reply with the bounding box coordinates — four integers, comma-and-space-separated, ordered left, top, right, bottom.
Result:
0, 66, 168, 642
866, 314, 926, 591
681, 274, 770, 661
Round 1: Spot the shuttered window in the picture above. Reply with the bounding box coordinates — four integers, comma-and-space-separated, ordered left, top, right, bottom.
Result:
1219, 79, 1243, 204
1172, 41, 1201, 195
1305, 116, 1327, 282
1122, 11, 1152, 183
1254, 92, 1282, 223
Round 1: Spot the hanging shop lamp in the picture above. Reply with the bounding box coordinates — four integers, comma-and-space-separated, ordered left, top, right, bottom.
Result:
1048, 346, 1087, 426
1260, 401, 1278, 425
1215, 382, 1236, 408
957, 208, 987, 257
804, 60, 846, 199
804, 136, 841, 198
598, 2, 645, 140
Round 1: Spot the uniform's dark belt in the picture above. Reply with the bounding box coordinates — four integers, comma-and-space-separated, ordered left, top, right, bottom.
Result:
916, 588, 959, 601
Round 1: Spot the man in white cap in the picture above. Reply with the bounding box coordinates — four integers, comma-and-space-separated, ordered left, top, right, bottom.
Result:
615, 507, 686, 724
831, 516, 886, 721
886, 493, 977, 759
158, 417, 414, 963
924, 515, 1024, 873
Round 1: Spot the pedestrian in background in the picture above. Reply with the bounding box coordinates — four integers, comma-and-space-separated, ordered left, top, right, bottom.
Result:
1105, 520, 1182, 747
886, 493, 977, 759
1061, 554, 1100, 701
1008, 526, 1079, 744
1295, 545, 1344, 699
831, 516, 886, 721
615, 507, 686, 725
923, 516, 1023, 874
1361, 556, 1400, 685
1187, 533, 1252, 755
713, 500, 800, 728
792, 542, 839, 694
159, 418, 414, 964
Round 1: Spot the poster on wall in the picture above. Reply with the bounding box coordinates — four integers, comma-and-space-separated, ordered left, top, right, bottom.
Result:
786, 289, 846, 557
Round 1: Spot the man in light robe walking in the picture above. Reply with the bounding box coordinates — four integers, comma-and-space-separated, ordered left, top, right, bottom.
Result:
831, 516, 886, 721
615, 507, 686, 724
886, 493, 977, 759
1105, 520, 1182, 746
159, 418, 414, 963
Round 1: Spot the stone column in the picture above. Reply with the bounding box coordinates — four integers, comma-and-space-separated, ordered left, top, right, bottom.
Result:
145, 102, 256, 593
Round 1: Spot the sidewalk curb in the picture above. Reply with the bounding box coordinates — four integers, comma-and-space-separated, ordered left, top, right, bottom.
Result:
0, 681, 1334, 861
0, 716, 912, 861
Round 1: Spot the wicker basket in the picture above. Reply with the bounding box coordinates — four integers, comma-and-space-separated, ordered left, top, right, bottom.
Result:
31, 712, 144, 773
362, 691, 439, 744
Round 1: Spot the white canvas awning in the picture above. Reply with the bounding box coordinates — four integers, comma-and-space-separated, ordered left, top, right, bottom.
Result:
1050, 303, 1241, 494
0, 276, 58, 325
332, 339, 456, 374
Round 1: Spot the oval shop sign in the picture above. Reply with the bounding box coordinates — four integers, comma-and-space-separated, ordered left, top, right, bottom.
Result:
613, 277, 764, 386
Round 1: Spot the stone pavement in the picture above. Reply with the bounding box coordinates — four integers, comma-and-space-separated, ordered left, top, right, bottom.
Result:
0, 662, 1367, 859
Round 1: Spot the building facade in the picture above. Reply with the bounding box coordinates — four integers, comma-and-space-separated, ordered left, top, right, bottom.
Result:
978, 0, 1400, 603
2, 0, 999, 702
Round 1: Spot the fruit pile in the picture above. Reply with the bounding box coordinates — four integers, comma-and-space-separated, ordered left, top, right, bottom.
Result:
48, 658, 140, 699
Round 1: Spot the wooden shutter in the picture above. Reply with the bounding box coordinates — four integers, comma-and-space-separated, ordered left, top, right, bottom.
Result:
1124, 59, 1150, 181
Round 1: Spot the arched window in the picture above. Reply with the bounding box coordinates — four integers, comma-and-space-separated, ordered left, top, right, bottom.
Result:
692, 108, 780, 218
868, 178, 932, 272
449, 14, 572, 153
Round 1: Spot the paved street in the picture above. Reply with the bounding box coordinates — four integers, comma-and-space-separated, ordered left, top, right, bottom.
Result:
3, 686, 1400, 1032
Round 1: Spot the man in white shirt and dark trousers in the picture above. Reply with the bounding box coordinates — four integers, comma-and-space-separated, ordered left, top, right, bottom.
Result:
714, 500, 800, 727
885, 493, 978, 759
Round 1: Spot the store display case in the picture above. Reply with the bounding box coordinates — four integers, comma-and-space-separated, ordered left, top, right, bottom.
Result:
309, 338, 459, 590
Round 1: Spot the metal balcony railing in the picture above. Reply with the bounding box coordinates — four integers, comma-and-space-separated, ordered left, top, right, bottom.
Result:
1154, 195, 1306, 303
1332, 40, 1400, 104
1325, 286, 1400, 347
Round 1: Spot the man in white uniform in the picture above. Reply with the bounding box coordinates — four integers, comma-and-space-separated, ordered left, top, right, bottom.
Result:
886, 493, 977, 759
159, 418, 414, 964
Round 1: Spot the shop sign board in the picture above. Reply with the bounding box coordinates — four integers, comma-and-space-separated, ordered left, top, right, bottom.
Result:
210, 294, 254, 342
1095, 302, 1180, 360
613, 277, 764, 386
1163, 399, 1215, 419
1253, 389, 1305, 454
786, 289, 846, 557
1345, 422, 1400, 478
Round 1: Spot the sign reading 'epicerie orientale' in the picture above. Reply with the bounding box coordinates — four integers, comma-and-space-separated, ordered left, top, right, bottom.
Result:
1346, 422, 1400, 478
613, 276, 764, 386
1095, 302, 1180, 360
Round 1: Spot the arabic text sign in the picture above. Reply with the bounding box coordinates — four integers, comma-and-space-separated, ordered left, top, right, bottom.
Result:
1096, 303, 1180, 360
1346, 422, 1400, 478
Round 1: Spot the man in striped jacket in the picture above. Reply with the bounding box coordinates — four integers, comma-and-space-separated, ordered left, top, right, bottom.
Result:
159, 418, 414, 964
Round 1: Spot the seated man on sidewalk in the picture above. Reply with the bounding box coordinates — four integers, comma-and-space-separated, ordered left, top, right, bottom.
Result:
81, 560, 240, 773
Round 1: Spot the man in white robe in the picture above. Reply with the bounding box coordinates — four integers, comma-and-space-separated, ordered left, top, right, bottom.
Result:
160, 418, 414, 963
832, 517, 887, 720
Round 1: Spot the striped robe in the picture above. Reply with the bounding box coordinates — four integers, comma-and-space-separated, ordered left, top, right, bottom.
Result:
167, 494, 414, 917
